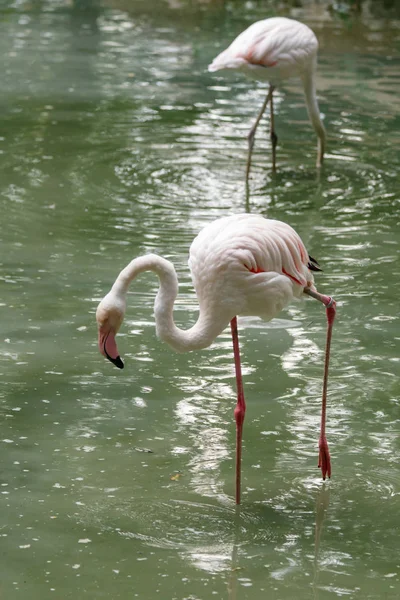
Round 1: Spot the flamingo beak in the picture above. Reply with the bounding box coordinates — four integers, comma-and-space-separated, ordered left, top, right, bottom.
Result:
98, 326, 124, 369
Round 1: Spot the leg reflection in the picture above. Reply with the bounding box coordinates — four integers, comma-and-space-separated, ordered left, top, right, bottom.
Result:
227, 505, 242, 600
313, 484, 330, 599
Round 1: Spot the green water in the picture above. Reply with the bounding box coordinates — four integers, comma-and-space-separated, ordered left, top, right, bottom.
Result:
1, 1, 400, 598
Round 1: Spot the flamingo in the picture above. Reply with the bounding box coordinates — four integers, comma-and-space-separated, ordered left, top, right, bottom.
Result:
208, 17, 326, 177
96, 214, 336, 504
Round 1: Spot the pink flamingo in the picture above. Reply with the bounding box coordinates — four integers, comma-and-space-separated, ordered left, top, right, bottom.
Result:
208, 17, 326, 176
96, 214, 336, 504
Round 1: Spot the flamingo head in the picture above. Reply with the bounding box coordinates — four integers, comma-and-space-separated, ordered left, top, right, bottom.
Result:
96, 292, 125, 369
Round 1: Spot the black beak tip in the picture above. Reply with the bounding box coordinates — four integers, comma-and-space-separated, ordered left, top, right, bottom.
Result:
109, 355, 124, 369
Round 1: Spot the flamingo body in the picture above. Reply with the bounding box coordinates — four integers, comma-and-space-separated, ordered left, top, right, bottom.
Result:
98, 215, 316, 354
208, 17, 325, 173
208, 17, 318, 82
96, 214, 335, 503
188, 214, 313, 323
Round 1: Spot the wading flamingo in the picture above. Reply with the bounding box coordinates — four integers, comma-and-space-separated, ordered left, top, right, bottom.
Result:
208, 17, 326, 177
96, 214, 336, 504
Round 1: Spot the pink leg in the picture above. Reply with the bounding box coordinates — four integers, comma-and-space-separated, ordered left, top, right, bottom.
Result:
230, 317, 246, 505
319, 298, 336, 479
304, 289, 336, 479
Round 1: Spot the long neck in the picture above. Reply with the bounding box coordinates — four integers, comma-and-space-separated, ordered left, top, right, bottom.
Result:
112, 254, 228, 353
302, 63, 326, 167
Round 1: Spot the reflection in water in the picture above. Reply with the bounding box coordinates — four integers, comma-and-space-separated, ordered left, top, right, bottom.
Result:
174, 338, 239, 503
281, 324, 321, 375
313, 484, 330, 600
165, 486, 332, 599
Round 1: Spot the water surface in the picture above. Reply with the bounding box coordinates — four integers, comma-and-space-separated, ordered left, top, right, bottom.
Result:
1, 1, 400, 598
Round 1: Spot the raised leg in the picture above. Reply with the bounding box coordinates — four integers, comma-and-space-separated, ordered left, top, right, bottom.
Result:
303, 288, 336, 479
230, 316, 246, 505
246, 85, 274, 182
270, 88, 278, 173
319, 298, 335, 479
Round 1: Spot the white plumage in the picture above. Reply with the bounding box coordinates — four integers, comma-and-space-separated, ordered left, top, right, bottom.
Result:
97, 214, 315, 354
96, 214, 336, 503
208, 17, 326, 174
209, 17, 318, 82
188, 214, 312, 323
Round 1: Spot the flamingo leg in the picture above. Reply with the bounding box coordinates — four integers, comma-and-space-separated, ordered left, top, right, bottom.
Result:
303, 289, 336, 479
316, 132, 325, 168
230, 316, 246, 505
270, 87, 278, 173
246, 85, 274, 182
319, 300, 335, 479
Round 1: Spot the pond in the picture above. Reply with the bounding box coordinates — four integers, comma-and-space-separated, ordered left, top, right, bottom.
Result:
1, 0, 400, 598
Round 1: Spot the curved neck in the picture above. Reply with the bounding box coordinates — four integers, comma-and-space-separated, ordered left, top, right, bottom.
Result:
112, 254, 229, 353
302, 64, 326, 166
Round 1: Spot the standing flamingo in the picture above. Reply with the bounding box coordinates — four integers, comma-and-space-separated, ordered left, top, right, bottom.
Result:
96, 214, 336, 504
208, 17, 326, 177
